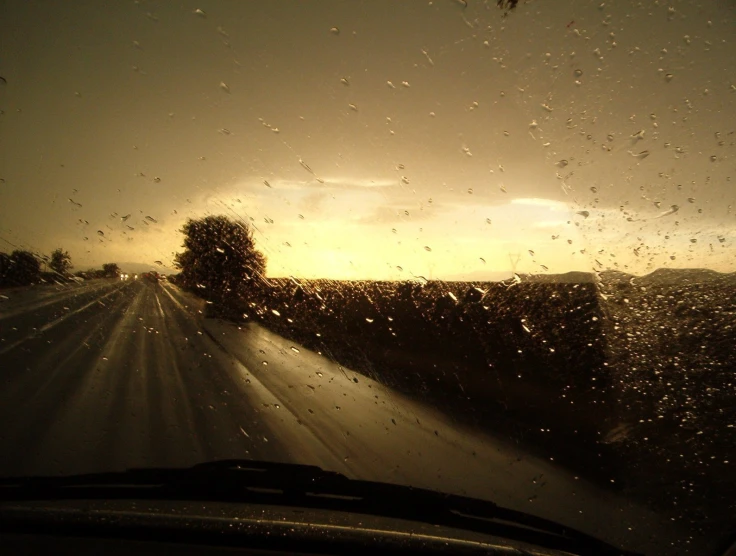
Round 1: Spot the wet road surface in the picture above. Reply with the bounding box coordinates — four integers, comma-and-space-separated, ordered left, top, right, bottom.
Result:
0, 278, 694, 554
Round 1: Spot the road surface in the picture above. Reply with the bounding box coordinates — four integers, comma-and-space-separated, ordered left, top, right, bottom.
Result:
0, 278, 693, 554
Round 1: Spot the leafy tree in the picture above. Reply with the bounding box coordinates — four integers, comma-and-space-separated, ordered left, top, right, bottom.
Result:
49, 248, 72, 275
102, 263, 121, 278
174, 215, 266, 302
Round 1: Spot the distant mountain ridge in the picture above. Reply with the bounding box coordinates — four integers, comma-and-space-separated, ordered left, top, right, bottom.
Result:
636, 268, 729, 285
517, 271, 597, 284
453, 268, 735, 285
442, 270, 514, 282
272, 268, 735, 285
600, 268, 734, 286
117, 261, 177, 275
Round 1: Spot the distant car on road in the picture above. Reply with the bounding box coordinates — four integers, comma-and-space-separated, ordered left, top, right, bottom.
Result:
141, 272, 161, 283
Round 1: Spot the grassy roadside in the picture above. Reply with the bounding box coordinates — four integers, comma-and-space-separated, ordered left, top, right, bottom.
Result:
202, 278, 622, 488
192, 273, 735, 529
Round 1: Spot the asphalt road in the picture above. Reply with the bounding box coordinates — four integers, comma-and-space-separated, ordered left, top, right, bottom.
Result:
0, 278, 695, 554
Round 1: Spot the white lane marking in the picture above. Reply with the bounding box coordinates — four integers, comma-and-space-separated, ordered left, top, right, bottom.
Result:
0, 281, 110, 321
0, 283, 132, 356
154, 292, 165, 318
159, 283, 190, 313
38, 285, 128, 333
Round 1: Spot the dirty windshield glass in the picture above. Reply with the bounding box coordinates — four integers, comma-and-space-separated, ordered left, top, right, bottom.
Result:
0, 1, 734, 554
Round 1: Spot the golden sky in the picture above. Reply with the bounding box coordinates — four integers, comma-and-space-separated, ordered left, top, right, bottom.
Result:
0, 0, 733, 279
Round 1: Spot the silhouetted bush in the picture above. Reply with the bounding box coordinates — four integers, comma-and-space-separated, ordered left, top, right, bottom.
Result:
0, 250, 42, 287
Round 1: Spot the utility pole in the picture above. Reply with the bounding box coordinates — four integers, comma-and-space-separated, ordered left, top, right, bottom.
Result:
508, 252, 521, 274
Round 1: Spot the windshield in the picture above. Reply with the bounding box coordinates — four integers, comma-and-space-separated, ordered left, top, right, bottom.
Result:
0, 1, 733, 554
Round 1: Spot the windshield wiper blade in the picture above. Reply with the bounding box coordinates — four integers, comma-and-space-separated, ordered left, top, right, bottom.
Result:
0, 459, 640, 556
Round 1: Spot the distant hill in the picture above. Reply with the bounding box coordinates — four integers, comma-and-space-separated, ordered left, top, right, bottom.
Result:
636, 268, 733, 285
257, 268, 735, 287
118, 261, 177, 276
596, 268, 735, 286
408, 268, 734, 286
598, 270, 636, 284
442, 270, 514, 282
517, 271, 596, 284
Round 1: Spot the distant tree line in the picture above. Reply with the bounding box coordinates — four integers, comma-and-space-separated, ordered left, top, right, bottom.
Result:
74, 263, 121, 280
0, 247, 121, 288
0, 250, 43, 287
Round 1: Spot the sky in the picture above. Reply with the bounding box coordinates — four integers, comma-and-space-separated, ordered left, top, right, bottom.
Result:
0, 0, 733, 280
